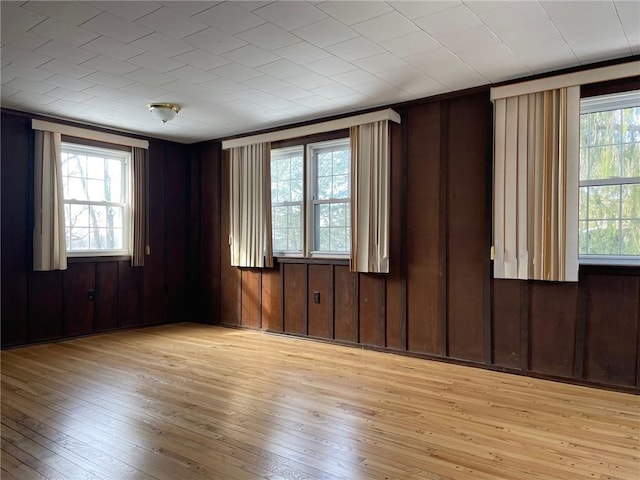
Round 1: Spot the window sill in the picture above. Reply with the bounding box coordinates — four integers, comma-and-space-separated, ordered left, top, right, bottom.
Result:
276, 257, 349, 266
68, 255, 131, 264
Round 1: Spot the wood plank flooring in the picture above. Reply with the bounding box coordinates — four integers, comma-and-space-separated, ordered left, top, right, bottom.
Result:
2, 323, 638, 480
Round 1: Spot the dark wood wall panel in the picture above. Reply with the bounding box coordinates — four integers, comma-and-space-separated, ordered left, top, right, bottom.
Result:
95, 262, 119, 332
199, 142, 221, 324
241, 270, 261, 329
529, 282, 578, 378
118, 262, 141, 328
261, 268, 282, 332
491, 279, 522, 368
446, 93, 490, 362
406, 103, 442, 354
64, 263, 95, 337
164, 143, 188, 323
584, 276, 639, 386
283, 263, 307, 335
219, 151, 240, 326
334, 265, 358, 343
1, 113, 29, 346
386, 121, 405, 350
308, 265, 333, 339
359, 274, 385, 347
28, 272, 63, 342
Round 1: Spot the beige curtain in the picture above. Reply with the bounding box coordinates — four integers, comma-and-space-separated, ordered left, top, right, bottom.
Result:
350, 120, 390, 273
33, 130, 67, 271
131, 147, 149, 267
229, 143, 273, 268
493, 86, 579, 282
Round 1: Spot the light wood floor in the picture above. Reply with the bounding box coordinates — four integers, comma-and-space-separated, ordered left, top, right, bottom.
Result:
1, 323, 638, 480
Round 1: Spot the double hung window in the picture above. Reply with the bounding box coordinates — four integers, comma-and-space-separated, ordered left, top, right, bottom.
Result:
579, 91, 640, 264
271, 137, 350, 258
61, 142, 131, 256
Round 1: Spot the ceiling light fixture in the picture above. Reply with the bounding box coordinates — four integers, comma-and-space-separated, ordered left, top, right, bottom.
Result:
147, 103, 180, 123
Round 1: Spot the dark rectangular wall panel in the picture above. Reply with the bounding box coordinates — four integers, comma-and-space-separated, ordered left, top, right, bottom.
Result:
334, 265, 358, 343
307, 265, 333, 339
584, 275, 639, 386
406, 102, 442, 354
283, 263, 306, 335
491, 279, 522, 368
28, 271, 63, 342
261, 268, 282, 332
241, 270, 261, 329
359, 274, 385, 347
95, 262, 119, 331
219, 151, 240, 325
529, 282, 578, 378
446, 93, 490, 362
1, 113, 29, 346
118, 261, 141, 327
64, 263, 95, 337
199, 142, 221, 323
386, 121, 405, 350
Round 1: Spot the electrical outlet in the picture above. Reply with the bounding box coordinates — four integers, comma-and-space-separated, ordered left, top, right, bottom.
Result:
87, 290, 95, 301
313, 291, 320, 304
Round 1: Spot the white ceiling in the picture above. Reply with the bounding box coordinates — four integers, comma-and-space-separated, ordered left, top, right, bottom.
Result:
1, 1, 638, 144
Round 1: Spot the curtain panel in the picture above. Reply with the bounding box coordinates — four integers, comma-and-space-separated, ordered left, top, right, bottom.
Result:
33, 130, 67, 271
493, 86, 580, 282
229, 143, 273, 268
350, 120, 391, 273
131, 147, 149, 267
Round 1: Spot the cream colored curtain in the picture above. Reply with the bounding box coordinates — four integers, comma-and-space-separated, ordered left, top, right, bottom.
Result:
33, 130, 67, 271
350, 120, 390, 273
493, 86, 579, 282
229, 143, 273, 268
131, 147, 149, 267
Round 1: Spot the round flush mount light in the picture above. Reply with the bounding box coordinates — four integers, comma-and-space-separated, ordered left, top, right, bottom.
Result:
147, 103, 180, 123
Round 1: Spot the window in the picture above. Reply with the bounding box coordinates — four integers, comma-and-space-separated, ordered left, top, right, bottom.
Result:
61, 142, 131, 256
271, 138, 350, 257
579, 91, 640, 265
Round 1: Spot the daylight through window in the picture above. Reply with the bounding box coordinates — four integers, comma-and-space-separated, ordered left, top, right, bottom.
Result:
62, 143, 131, 256
579, 91, 640, 264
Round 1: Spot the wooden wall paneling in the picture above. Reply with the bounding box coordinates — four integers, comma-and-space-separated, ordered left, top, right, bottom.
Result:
583, 275, 639, 386
283, 263, 307, 335
219, 150, 240, 325
333, 265, 358, 343
94, 262, 119, 331
491, 279, 522, 368
143, 141, 167, 326
520, 282, 530, 371
406, 102, 442, 354
446, 93, 490, 362
164, 143, 188, 323
1, 113, 29, 346
261, 267, 282, 332
118, 261, 141, 327
359, 274, 386, 347
307, 264, 333, 339
199, 142, 221, 324
241, 270, 261, 329
385, 121, 405, 350
28, 271, 63, 342
188, 146, 202, 322
63, 263, 95, 337
529, 282, 578, 378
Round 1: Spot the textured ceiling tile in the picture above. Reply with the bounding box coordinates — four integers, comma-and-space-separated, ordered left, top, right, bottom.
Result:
305, 56, 357, 76
293, 18, 359, 48
166, 65, 219, 84
127, 52, 185, 73
124, 68, 177, 87
135, 7, 209, 39
236, 23, 300, 51
4, 76, 57, 94
222, 45, 281, 68
1, 46, 51, 68
0, 3, 47, 32
81, 55, 140, 76
253, 1, 327, 30
23, 1, 102, 26
130, 33, 195, 57
273, 42, 330, 64
83, 71, 134, 89
194, 2, 266, 35
82, 36, 145, 61
89, 1, 163, 21
257, 59, 310, 80
325, 37, 386, 62
38, 58, 97, 79
354, 53, 408, 74
388, 1, 461, 19
30, 18, 100, 47
172, 49, 230, 71
381, 31, 441, 58
41, 74, 95, 91
212, 63, 263, 82
183, 27, 247, 55
83, 12, 153, 43
35, 40, 97, 64
352, 11, 419, 43
317, 1, 393, 26
414, 4, 483, 38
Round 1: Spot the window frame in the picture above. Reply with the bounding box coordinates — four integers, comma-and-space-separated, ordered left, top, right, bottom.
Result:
270, 131, 351, 260
61, 141, 132, 258
578, 89, 640, 266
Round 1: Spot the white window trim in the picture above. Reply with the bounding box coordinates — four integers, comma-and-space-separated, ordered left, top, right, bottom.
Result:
578, 90, 640, 267
62, 142, 132, 257
307, 138, 351, 259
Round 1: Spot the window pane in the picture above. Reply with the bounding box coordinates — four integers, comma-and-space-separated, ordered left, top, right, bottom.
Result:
317, 227, 330, 251
330, 227, 347, 251
87, 157, 104, 179
68, 204, 89, 227
317, 176, 332, 200
69, 227, 89, 250
333, 150, 349, 175
580, 114, 590, 147
588, 145, 621, 180
591, 110, 621, 146
317, 152, 332, 177
622, 184, 640, 219
622, 107, 640, 144
579, 220, 588, 255
579, 186, 588, 220
272, 206, 287, 229
291, 178, 303, 202
587, 220, 620, 255
579, 148, 589, 180
330, 203, 348, 227
290, 156, 303, 180
588, 185, 620, 220
277, 181, 290, 203
68, 177, 88, 201
622, 144, 640, 177
332, 174, 349, 199
90, 205, 107, 229
318, 204, 330, 228
621, 220, 640, 255
105, 160, 122, 201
